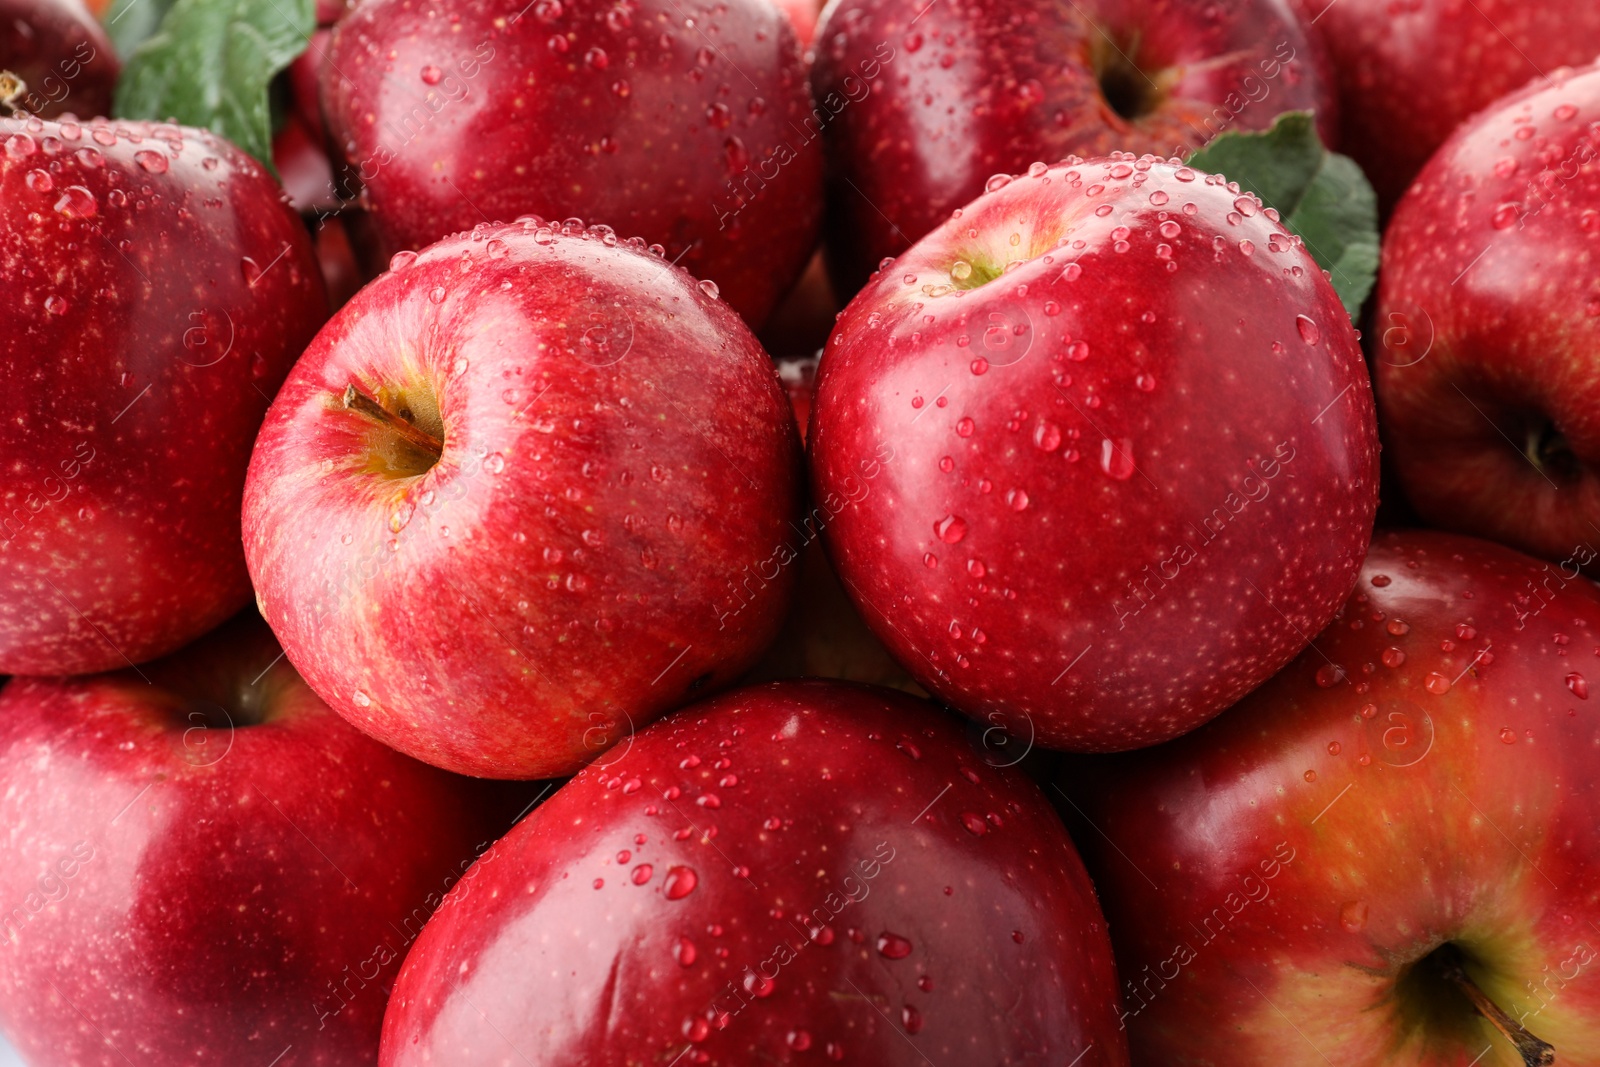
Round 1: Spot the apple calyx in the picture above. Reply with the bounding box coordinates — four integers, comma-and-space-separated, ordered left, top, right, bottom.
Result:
1090, 35, 1169, 123
341, 383, 444, 461
1523, 419, 1577, 482
1436, 946, 1556, 1066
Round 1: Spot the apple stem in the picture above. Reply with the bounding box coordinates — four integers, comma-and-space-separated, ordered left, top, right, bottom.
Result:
1439, 953, 1556, 1066
341, 384, 443, 458
0, 71, 27, 114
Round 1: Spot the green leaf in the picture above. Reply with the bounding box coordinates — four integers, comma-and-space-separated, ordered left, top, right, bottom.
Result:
103, 0, 182, 59
113, 0, 314, 172
1186, 111, 1380, 317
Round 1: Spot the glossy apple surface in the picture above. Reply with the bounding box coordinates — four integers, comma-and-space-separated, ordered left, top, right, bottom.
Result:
0, 0, 118, 120
811, 0, 1332, 294
380, 680, 1129, 1066
810, 155, 1379, 752
1376, 62, 1600, 574
1293, 0, 1600, 212
0, 117, 327, 675
321, 0, 822, 327
1065, 529, 1600, 1065
0, 615, 511, 1066
244, 219, 802, 779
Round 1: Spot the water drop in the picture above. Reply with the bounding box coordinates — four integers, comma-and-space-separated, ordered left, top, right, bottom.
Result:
1099, 438, 1134, 480
1005, 489, 1029, 511
1033, 421, 1061, 451
960, 812, 987, 836
935, 515, 968, 543
1339, 900, 1368, 932
1500, 727, 1518, 744
664, 866, 698, 900
1296, 315, 1320, 345
876, 932, 913, 959
1568, 672, 1589, 699
956, 417, 975, 437
631, 863, 653, 885
43, 295, 68, 315
1425, 672, 1451, 695
1315, 663, 1345, 688
54, 185, 97, 218
134, 149, 168, 174
353, 690, 372, 707
429, 286, 447, 304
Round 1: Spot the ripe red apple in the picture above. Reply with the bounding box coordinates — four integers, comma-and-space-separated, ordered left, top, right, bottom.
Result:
0, 116, 327, 675
1063, 529, 1600, 1065
1293, 0, 1600, 213
0, 0, 118, 120
243, 219, 802, 780
320, 0, 823, 327
0, 614, 514, 1066
380, 679, 1129, 1066
1375, 62, 1600, 573
810, 0, 1333, 294
810, 155, 1379, 753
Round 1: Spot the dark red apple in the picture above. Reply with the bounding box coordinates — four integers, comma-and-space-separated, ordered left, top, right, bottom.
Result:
1375, 62, 1600, 573
811, 0, 1333, 294
0, 614, 512, 1066
0, 0, 118, 120
380, 680, 1129, 1066
1293, 0, 1600, 212
0, 116, 327, 675
810, 155, 1380, 753
243, 219, 802, 780
320, 0, 823, 327
1064, 529, 1600, 1065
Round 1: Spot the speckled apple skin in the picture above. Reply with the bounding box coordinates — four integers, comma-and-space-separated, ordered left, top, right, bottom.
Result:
1292, 0, 1600, 213
811, 0, 1333, 295
1067, 531, 1600, 1065
0, 117, 327, 675
810, 155, 1379, 752
0, 0, 119, 120
0, 616, 506, 1066
379, 680, 1129, 1066
243, 220, 803, 780
1377, 63, 1600, 573
320, 0, 822, 327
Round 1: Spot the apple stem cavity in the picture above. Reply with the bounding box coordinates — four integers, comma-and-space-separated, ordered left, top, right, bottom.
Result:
342, 383, 444, 461
1438, 949, 1556, 1066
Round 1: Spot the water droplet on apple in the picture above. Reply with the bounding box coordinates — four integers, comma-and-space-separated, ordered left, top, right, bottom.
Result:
43, 295, 68, 315
1303, 769, 1317, 782
664, 865, 698, 900
1004, 489, 1029, 511
698, 279, 719, 299
956, 417, 975, 437
353, 690, 372, 707
960, 812, 987, 836
4, 133, 36, 159
876, 932, 914, 958
1327, 741, 1342, 755
1492, 202, 1520, 229
1067, 340, 1090, 361
1232, 195, 1259, 217
630, 863, 653, 885
1099, 439, 1135, 480
1371, 574, 1391, 587
389, 250, 418, 272
1061, 263, 1083, 281
1315, 663, 1345, 688
54, 185, 98, 218
1381, 647, 1405, 668
1296, 315, 1320, 345
134, 150, 168, 174
1424, 672, 1451, 695
934, 514, 968, 543
1339, 900, 1368, 932
1033, 421, 1061, 451
985, 174, 1011, 192
1499, 726, 1518, 744
485, 454, 505, 473
1568, 672, 1589, 698
1135, 372, 1157, 392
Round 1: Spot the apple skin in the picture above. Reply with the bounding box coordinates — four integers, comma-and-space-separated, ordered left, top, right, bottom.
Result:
243, 219, 803, 780
0, 117, 327, 675
1374, 62, 1600, 574
379, 679, 1130, 1066
320, 0, 823, 328
1061, 529, 1600, 1065
811, 0, 1333, 295
0, 614, 518, 1066
810, 155, 1379, 753
1292, 0, 1600, 213
0, 0, 119, 120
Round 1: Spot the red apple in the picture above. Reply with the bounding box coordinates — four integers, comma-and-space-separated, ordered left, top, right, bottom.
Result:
1293, 0, 1600, 213
274, 112, 341, 215
810, 0, 1333, 295
320, 0, 823, 327
1064, 529, 1600, 1065
0, 116, 327, 675
810, 155, 1380, 753
0, 614, 514, 1066
380, 679, 1129, 1066
771, 0, 822, 46
0, 0, 118, 120
1375, 62, 1600, 573
243, 219, 802, 780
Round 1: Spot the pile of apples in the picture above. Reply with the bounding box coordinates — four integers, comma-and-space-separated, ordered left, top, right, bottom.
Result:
4, 0, 1600, 1062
